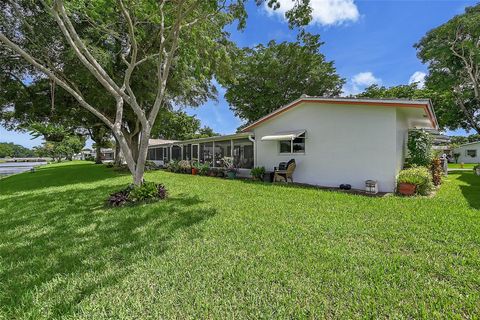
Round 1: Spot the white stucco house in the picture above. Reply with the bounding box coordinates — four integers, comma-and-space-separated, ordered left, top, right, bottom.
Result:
147, 96, 438, 192
453, 141, 480, 164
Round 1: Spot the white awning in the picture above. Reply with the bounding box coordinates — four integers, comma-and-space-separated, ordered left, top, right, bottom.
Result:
261, 130, 306, 141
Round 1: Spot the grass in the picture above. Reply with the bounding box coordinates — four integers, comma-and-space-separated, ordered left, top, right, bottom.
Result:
448, 163, 477, 169
0, 161, 479, 318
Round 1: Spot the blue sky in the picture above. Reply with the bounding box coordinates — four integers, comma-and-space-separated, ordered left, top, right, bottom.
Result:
1, 0, 476, 148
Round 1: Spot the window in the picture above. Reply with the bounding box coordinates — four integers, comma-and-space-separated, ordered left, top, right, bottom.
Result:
183, 144, 192, 160
172, 145, 181, 161
192, 145, 199, 160
214, 140, 231, 167
147, 149, 155, 160
163, 147, 170, 162
155, 148, 163, 161
466, 149, 477, 157
233, 138, 254, 169
279, 134, 305, 154
202, 142, 213, 165
199, 143, 204, 162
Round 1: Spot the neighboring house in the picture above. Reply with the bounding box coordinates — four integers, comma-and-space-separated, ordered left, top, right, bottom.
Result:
453, 141, 480, 164
74, 148, 119, 162
147, 96, 437, 192
100, 148, 115, 162
73, 148, 93, 160
427, 129, 451, 153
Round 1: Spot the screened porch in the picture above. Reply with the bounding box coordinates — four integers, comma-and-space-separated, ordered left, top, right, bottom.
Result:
147, 134, 255, 169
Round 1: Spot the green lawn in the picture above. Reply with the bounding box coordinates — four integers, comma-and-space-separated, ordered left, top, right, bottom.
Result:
0, 162, 479, 318
448, 163, 477, 169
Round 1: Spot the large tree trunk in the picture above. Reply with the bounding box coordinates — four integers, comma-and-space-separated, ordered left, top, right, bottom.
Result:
95, 145, 102, 164
133, 128, 151, 185
111, 127, 139, 183
114, 136, 122, 166
129, 132, 140, 162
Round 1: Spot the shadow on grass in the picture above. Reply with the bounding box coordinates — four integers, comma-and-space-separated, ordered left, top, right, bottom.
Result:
0, 175, 215, 317
0, 162, 129, 195
456, 172, 480, 209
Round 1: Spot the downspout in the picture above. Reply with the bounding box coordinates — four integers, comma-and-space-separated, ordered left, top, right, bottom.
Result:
248, 134, 256, 167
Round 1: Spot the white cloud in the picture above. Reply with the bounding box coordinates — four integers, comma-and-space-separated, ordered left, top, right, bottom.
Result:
342, 71, 381, 96
352, 72, 381, 87
408, 71, 426, 88
264, 0, 360, 26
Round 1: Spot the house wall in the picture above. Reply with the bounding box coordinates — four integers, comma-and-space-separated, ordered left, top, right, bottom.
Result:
454, 143, 480, 163
252, 102, 399, 192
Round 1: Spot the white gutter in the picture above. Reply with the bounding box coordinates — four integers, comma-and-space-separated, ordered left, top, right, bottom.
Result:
248, 134, 256, 168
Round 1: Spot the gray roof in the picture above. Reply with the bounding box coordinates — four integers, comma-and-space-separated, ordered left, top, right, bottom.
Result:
148, 139, 178, 146
147, 132, 253, 148
455, 140, 480, 147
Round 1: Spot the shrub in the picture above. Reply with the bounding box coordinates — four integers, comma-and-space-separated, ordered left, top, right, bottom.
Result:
397, 166, 433, 196
145, 160, 159, 171
474, 164, 480, 172
407, 129, 433, 167
199, 162, 210, 175
192, 160, 200, 170
430, 158, 443, 186
107, 182, 167, 207
178, 160, 191, 173
107, 186, 132, 207
84, 155, 95, 162
166, 160, 180, 173
251, 166, 265, 180
105, 162, 114, 168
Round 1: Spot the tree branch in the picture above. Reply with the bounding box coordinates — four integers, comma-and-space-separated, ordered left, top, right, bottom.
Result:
117, 0, 147, 128
0, 32, 114, 129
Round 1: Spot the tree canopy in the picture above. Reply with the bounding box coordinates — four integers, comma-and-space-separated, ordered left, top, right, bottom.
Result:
224, 33, 344, 124
151, 110, 218, 140
1, 0, 319, 185
415, 4, 480, 134
0, 142, 34, 158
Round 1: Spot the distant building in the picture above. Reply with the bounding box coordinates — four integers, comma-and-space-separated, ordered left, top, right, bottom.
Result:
73, 149, 93, 160
453, 141, 480, 164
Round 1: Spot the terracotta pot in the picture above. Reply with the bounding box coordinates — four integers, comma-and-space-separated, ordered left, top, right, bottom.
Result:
398, 182, 416, 196
191, 168, 198, 175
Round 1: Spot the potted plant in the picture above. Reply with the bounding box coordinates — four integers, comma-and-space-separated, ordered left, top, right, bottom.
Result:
251, 166, 265, 181
397, 166, 433, 196
191, 160, 200, 175
398, 181, 416, 196
222, 157, 238, 179
474, 164, 480, 176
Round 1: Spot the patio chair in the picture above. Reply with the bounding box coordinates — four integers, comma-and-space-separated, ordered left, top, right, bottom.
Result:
274, 159, 296, 183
